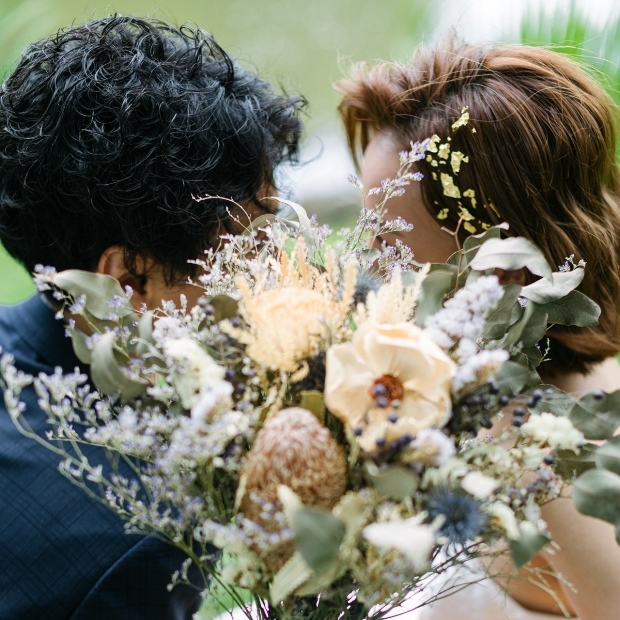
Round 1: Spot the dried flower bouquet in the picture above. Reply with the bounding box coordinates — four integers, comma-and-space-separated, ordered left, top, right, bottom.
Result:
3, 140, 620, 620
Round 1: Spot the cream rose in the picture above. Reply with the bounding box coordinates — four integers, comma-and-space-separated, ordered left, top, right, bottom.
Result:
324, 322, 455, 452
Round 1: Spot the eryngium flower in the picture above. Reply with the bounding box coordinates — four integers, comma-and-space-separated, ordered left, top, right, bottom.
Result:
239, 407, 348, 573
324, 322, 455, 452
426, 488, 487, 545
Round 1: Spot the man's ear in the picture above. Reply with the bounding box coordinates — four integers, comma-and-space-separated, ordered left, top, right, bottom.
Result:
97, 246, 148, 311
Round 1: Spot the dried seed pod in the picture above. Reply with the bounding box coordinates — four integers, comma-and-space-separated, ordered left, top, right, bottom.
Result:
239, 407, 348, 574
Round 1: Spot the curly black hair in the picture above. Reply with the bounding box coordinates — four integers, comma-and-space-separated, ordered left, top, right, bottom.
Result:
0, 16, 305, 281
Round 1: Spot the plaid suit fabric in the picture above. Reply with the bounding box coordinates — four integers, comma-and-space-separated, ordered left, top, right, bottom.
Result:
0, 295, 203, 620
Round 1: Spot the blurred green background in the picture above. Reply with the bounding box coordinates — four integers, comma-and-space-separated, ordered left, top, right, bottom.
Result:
1, 0, 620, 311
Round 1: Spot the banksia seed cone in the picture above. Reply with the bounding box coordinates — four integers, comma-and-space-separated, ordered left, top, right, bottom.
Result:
240, 407, 348, 574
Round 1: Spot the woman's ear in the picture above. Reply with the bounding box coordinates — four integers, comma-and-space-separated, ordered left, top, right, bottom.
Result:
97, 246, 148, 311
495, 268, 527, 286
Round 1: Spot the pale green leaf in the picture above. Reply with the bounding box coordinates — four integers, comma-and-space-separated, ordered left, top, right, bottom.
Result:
415, 265, 457, 327
469, 237, 553, 280
574, 468, 620, 525
90, 331, 146, 402
52, 270, 135, 321
554, 444, 597, 481
569, 391, 620, 440
521, 268, 584, 304
292, 508, 346, 575
365, 462, 418, 500
510, 523, 550, 568
595, 437, 620, 476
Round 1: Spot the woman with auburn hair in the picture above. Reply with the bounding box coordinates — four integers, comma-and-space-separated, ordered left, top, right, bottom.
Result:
338, 39, 620, 619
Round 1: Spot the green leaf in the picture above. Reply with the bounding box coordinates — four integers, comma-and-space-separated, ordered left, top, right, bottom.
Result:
300, 391, 325, 421
531, 385, 577, 417
483, 284, 522, 340
469, 237, 553, 280
365, 462, 418, 500
67, 327, 92, 365
52, 270, 135, 321
90, 331, 146, 402
574, 468, 620, 528
494, 361, 534, 395
536, 290, 600, 327
133, 311, 154, 357
569, 390, 620, 440
510, 523, 550, 568
209, 295, 239, 323
521, 268, 584, 304
415, 265, 457, 328
595, 437, 620, 476
554, 444, 597, 481
292, 508, 346, 575
520, 309, 549, 349
462, 224, 507, 253
496, 301, 534, 349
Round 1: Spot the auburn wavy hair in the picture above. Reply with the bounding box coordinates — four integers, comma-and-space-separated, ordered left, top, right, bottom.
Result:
337, 37, 620, 375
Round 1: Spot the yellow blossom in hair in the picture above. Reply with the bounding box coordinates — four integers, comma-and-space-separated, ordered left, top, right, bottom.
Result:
437, 208, 449, 220
463, 222, 477, 234
451, 106, 470, 130
463, 188, 477, 209
427, 134, 441, 153
440, 173, 461, 199
437, 143, 450, 160
450, 151, 469, 174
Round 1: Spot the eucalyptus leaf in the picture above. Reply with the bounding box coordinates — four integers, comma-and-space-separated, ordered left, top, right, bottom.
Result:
554, 444, 597, 480
469, 237, 552, 280
462, 224, 507, 253
67, 327, 92, 365
531, 385, 576, 417
133, 311, 154, 357
365, 462, 418, 500
415, 265, 457, 328
483, 284, 522, 340
52, 270, 135, 321
359, 248, 381, 265
510, 523, 550, 568
569, 390, 620, 440
536, 291, 600, 327
520, 309, 548, 349
493, 361, 534, 395
595, 437, 620, 476
521, 268, 584, 304
209, 295, 239, 323
90, 331, 146, 402
496, 302, 534, 349
300, 391, 325, 421
573, 468, 620, 528
292, 508, 346, 575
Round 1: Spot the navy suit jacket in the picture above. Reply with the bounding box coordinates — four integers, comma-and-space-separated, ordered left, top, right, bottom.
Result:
0, 295, 203, 619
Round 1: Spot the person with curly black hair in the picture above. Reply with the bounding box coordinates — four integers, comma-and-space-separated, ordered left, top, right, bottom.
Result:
0, 15, 303, 619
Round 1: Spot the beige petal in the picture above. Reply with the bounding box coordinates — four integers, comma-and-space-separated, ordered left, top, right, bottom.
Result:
357, 324, 432, 381
324, 343, 375, 427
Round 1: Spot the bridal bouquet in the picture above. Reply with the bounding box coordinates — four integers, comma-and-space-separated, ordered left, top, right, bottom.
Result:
4, 139, 620, 619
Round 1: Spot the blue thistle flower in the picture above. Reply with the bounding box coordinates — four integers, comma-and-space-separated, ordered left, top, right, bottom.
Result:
426, 488, 487, 545
353, 270, 383, 305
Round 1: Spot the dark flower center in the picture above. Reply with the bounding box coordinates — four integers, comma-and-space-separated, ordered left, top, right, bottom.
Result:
369, 374, 405, 408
